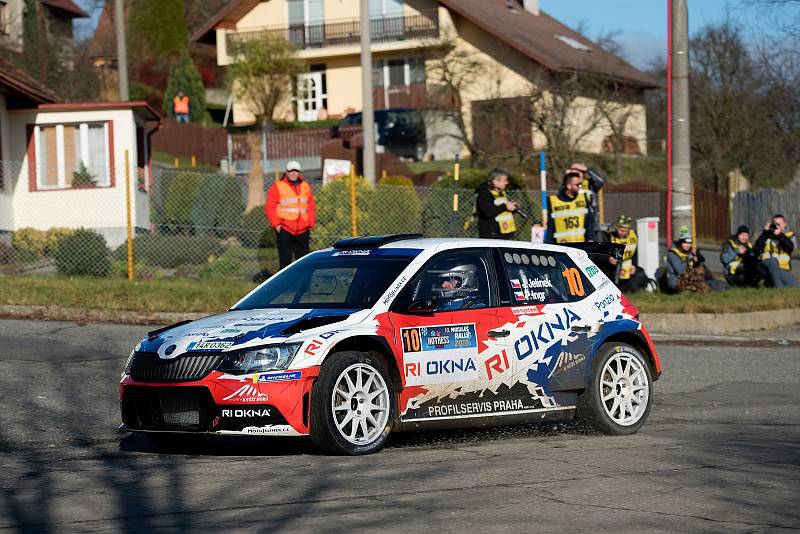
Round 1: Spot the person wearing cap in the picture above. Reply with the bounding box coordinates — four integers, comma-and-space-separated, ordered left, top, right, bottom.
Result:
608, 215, 648, 293
753, 214, 799, 288
265, 161, 316, 269
664, 227, 706, 292
545, 170, 595, 244
475, 168, 519, 239
720, 225, 763, 287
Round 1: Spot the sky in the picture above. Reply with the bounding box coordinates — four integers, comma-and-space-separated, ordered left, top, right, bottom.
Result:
74, 0, 797, 68
541, 0, 795, 68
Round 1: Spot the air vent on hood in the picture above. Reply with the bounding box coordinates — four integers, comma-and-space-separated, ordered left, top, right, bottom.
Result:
282, 315, 349, 335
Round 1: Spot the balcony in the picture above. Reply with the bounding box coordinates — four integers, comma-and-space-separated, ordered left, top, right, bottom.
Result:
227, 12, 439, 53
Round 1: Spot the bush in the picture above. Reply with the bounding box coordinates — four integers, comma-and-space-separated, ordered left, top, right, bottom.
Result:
191, 173, 245, 238
12, 227, 76, 259
55, 228, 111, 277
113, 233, 225, 269
238, 207, 273, 248
312, 176, 373, 250
0, 241, 15, 264
363, 176, 421, 236
163, 172, 204, 229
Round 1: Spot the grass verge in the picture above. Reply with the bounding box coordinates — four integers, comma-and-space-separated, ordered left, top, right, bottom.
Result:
630, 287, 800, 314
0, 276, 254, 313
1, 276, 799, 316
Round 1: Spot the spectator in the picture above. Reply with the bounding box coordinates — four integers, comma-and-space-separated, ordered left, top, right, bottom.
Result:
720, 225, 763, 287
607, 215, 649, 293
754, 214, 799, 288
265, 160, 316, 269
173, 90, 190, 123
567, 162, 607, 222
664, 227, 707, 292
475, 168, 519, 239
546, 170, 595, 244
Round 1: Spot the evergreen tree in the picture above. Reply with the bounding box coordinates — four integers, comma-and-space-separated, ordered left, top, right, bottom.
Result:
163, 49, 206, 121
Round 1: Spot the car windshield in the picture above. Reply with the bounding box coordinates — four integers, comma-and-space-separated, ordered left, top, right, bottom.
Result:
234, 252, 415, 310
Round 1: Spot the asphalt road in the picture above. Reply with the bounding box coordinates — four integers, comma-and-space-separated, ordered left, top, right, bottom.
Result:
0, 319, 798, 533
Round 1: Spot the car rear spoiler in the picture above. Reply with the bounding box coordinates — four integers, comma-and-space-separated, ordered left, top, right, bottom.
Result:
560, 242, 625, 261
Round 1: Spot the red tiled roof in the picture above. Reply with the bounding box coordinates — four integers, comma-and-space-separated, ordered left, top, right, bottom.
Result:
0, 57, 61, 104
191, 0, 260, 45
42, 0, 89, 18
439, 0, 658, 88
38, 101, 163, 120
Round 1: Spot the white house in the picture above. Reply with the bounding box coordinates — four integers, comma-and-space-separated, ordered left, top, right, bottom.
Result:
0, 58, 161, 248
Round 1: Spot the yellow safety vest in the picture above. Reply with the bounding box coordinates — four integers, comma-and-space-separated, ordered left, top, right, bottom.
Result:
725, 239, 752, 275
760, 231, 794, 271
490, 188, 516, 235
670, 246, 695, 269
610, 230, 638, 280
275, 180, 311, 222
550, 192, 589, 243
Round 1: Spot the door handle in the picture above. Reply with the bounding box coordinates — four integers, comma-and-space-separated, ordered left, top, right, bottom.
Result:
571, 325, 592, 333
488, 329, 510, 338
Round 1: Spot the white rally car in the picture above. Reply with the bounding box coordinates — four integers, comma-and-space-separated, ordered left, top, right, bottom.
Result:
120, 234, 661, 455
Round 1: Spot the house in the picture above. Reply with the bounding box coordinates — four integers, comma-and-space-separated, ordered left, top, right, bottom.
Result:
0, 0, 87, 55
193, 0, 658, 158
0, 57, 160, 248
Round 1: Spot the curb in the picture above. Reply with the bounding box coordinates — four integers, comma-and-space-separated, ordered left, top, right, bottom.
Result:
1, 304, 799, 334
640, 308, 800, 334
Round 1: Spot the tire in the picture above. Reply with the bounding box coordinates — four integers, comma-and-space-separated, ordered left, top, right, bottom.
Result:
310, 351, 396, 455
576, 342, 653, 435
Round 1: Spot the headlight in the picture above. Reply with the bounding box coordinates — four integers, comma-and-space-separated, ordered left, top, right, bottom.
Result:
123, 350, 135, 376
216, 343, 301, 375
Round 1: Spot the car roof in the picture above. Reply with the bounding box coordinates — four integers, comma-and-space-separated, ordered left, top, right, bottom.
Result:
380, 237, 577, 255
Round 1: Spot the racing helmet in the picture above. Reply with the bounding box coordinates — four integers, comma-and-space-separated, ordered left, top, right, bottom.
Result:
431, 263, 479, 299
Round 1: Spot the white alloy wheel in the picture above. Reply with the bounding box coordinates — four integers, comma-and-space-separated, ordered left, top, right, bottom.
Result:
600, 351, 650, 426
331, 363, 391, 445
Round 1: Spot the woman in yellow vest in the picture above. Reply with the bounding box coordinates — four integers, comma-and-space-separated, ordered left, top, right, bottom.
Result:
720, 225, 763, 287
545, 170, 595, 244
475, 169, 519, 239
754, 214, 799, 288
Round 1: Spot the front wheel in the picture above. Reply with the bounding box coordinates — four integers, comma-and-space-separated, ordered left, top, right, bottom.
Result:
577, 342, 653, 435
310, 351, 396, 455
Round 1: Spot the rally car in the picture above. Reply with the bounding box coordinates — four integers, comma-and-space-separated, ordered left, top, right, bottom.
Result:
119, 234, 661, 455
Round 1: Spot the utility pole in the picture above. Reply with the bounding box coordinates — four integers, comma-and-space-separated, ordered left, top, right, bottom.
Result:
115, 0, 129, 101
671, 0, 692, 240
359, 0, 376, 184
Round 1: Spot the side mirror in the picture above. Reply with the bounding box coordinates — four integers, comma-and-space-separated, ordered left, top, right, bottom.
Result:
406, 298, 437, 314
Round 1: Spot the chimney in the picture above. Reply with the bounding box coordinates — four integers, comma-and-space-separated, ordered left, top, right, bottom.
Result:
523, 0, 539, 15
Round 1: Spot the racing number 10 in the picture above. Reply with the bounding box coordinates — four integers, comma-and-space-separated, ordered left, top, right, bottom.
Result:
562, 267, 585, 297
402, 328, 421, 353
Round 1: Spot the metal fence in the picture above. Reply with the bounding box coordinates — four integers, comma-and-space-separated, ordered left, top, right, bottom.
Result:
2, 165, 734, 281
733, 187, 800, 238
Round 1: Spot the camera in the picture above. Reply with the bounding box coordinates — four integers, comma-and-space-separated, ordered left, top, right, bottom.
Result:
769, 222, 779, 232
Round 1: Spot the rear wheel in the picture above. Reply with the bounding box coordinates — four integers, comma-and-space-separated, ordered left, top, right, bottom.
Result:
310, 351, 395, 455
577, 342, 652, 435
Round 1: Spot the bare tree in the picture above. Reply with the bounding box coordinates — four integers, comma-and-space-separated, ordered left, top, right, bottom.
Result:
244, 132, 264, 214
594, 82, 640, 180
227, 35, 304, 125
526, 71, 605, 176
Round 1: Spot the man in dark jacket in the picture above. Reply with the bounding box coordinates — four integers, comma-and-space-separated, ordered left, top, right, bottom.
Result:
475, 169, 519, 239
754, 214, 798, 288
720, 225, 762, 287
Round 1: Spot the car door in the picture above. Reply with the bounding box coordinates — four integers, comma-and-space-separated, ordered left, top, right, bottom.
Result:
387, 249, 514, 422
494, 247, 596, 411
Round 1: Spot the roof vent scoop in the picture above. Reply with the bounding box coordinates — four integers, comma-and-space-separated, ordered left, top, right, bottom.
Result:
523, 0, 539, 15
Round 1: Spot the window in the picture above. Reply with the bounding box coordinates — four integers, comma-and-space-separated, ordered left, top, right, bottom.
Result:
32, 122, 112, 189
373, 57, 424, 87
369, 0, 403, 17
394, 250, 492, 312
499, 249, 593, 305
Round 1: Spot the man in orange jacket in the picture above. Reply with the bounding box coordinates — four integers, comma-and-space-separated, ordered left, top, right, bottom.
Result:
265, 160, 316, 269
173, 90, 190, 123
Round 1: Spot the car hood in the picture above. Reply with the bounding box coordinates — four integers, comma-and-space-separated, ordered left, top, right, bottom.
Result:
136, 308, 361, 359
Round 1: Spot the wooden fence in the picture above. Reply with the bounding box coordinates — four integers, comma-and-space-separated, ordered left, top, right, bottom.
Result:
229, 125, 362, 162
151, 119, 227, 166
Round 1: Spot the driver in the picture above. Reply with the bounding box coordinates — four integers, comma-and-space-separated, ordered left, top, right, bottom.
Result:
430, 264, 484, 310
